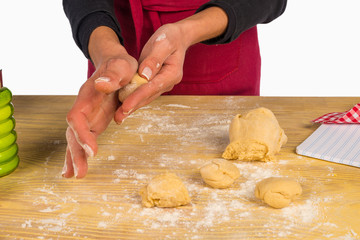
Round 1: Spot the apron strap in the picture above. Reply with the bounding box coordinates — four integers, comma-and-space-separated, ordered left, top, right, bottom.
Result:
148, 10, 162, 31
129, 0, 144, 57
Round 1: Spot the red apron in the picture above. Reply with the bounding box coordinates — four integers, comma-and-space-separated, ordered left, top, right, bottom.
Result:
88, 0, 261, 96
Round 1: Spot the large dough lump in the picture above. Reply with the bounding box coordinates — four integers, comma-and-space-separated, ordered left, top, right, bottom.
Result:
255, 177, 302, 208
118, 73, 148, 102
139, 173, 191, 208
222, 107, 287, 162
200, 159, 240, 189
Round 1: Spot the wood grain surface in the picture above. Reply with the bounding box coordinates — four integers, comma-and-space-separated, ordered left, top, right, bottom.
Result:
1, 96, 360, 240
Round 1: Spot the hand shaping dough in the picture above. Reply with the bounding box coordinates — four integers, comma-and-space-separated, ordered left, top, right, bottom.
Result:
255, 177, 302, 209
200, 159, 240, 189
118, 73, 148, 102
222, 107, 287, 162
139, 173, 191, 208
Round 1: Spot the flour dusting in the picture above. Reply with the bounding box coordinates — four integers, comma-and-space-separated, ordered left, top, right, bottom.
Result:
11, 97, 356, 239
164, 104, 192, 109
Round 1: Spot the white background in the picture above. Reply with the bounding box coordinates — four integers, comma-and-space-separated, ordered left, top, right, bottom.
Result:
0, 0, 359, 96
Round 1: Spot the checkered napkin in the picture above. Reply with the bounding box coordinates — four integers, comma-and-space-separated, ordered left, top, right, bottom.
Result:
312, 103, 360, 124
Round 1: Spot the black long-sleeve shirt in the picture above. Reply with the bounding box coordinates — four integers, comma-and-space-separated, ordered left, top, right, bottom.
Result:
63, 0, 287, 59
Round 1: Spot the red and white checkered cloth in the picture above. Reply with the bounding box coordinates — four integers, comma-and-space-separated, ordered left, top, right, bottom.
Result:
312, 103, 360, 124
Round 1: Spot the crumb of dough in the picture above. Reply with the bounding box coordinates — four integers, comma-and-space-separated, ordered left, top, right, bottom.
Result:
140, 173, 190, 208
200, 159, 240, 189
255, 177, 302, 209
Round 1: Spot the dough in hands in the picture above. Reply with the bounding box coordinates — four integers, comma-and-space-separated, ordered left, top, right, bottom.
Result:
255, 177, 302, 209
118, 73, 148, 102
222, 107, 287, 162
200, 159, 240, 188
139, 173, 191, 208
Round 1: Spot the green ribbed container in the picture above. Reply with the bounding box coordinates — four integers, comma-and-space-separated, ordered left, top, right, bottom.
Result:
0, 86, 19, 177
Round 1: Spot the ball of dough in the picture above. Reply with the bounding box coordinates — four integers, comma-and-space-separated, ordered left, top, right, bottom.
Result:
118, 73, 148, 102
200, 159, 240, 188
139, 173, 191, 208
255, 177, 302, 209
222, 107, 287, 162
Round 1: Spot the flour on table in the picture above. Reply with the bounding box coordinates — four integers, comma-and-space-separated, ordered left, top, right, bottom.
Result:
113, 169, 148, 181
164, 104, 193, 109
97, 221, 108, 228
113, 162, 327, 238
14, 98, 354, 239
39, 206, 61, 213
123, 110, 230, 152
281, 198, 319, 223
21, 220, 32, 228
17, 160, 351, 239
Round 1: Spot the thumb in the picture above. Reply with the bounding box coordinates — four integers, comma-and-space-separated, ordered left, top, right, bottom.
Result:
94, 58, 137, 94
138, 32, 175, 81
138, 56, 162, 82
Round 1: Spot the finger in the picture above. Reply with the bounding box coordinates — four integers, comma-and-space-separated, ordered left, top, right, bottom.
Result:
138, 32, 174, 81
114, 92, 163, 124
66, 110, 97, 158
62, 146, 74, 178
114, 66, 179, 123
66, 127, 88, 179
130, 64, 181, 107
133, 91, 163, 112
94, 58, 137, 94
114, 81, 162, 123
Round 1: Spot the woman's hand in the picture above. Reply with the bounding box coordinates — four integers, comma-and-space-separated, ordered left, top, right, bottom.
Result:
114, 23, 187, 122
63, 27, 138, 178
115, 7, 228, 123
63, 6, 228, 178
63, 73, 118, 178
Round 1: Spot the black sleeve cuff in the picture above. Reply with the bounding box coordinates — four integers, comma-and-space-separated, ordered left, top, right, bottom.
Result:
77, 12, 123, 59
196, 1, 238, 45
196, 0, 287, 45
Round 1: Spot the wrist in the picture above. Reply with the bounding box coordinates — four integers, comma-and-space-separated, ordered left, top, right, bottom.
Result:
175, 7, 228, 47
88, 26, 128, 68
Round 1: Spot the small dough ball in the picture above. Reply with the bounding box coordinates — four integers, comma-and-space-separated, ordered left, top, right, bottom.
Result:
222, 107, 287, 162
139, 173, 191, 208
255, 177, 302, 209
118, 73, 148, 102
200, 159, 240, 188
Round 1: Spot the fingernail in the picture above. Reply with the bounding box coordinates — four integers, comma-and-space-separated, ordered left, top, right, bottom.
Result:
141, 67, 152, 80
62, 154, 68, 177
73, 162, 78, 178
95, 77, 110, 84
116, 118, 125, 125
61, 163, 67, 177
123, 108, 134, 115
83, 144, 94, 158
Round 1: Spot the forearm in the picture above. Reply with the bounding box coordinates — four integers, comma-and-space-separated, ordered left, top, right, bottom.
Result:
63, 0, 122, 59
88, 26, 127, 68
175, 7, 228, 47
197, 0, 287, 44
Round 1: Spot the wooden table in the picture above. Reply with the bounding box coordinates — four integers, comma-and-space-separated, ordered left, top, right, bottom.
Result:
1, 96, 360, 239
